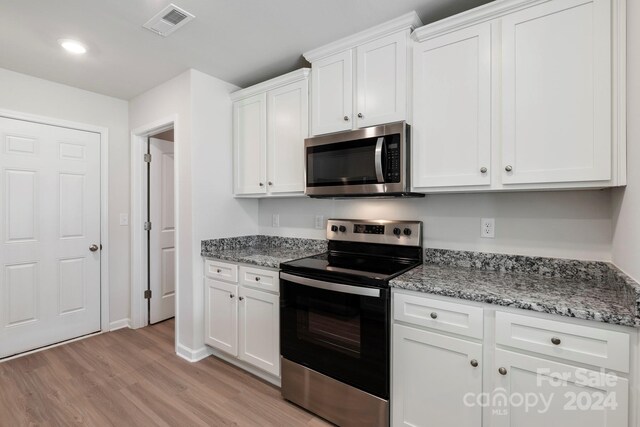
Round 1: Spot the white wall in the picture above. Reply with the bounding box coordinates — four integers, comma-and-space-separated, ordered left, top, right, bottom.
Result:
612, 0, 640, 281
259, 190, 613, 261
0, 67, 131, 325
129, 69, 258, 356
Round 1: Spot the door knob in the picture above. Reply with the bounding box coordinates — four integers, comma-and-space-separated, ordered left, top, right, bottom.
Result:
89, 244, 99, 252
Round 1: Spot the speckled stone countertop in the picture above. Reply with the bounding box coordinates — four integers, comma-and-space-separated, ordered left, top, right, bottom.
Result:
201, 235, 327, 269
390, 249, 640, 327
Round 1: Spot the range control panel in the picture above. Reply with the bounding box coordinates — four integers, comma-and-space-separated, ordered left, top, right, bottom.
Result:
327, 219, 422, 247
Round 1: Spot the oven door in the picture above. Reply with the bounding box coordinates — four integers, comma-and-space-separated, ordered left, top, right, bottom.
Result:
280, 272, 389, 399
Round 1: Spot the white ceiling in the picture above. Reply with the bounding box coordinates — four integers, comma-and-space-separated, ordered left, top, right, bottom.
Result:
0, 0, 492, 100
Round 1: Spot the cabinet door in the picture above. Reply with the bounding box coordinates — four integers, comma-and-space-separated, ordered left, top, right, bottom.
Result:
233, 93, 267, 195
392, 324, 482, 427
238, 286, 280, 376
204, 278, 238, 356
267, 79, 308, 194
310, 50, 353, 135
493, 349, 628, 427
356, 31, 408, 128
501, 0, 611, 185
412, 23, 492, 189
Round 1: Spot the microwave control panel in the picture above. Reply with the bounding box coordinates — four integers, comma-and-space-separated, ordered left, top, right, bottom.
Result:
386, 141, 401, 183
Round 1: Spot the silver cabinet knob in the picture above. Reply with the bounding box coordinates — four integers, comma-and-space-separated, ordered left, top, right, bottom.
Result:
216, 269, 222, 273
343, 116, 350, 121
239, 296, 244, 301
551, 337, 561, 345
268, 181, 273, 186
259, 182, 264, 186
498, 367, 507, 376
89, 244, 99, 252
229, 294, 234, 299
470, 359, 479, 368
255, 277, 261, 282
357, 113, 364, 118
430, 312, 438, 319
480, 167, 488, 174
505, 165, 513, 172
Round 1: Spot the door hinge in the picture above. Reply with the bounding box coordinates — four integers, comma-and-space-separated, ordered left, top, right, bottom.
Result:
144, 153, 152, 163
144, 289, 152, 299
144, 221, 152, 231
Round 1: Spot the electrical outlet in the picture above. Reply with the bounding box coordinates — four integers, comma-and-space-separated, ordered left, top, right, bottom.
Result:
481, 218, 495, 238
315, 215, 324, 229
272, 214, 280, 228
119, 213, 129, 226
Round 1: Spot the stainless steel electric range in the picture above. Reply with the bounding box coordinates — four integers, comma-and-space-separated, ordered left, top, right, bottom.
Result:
279, 219, 423, 427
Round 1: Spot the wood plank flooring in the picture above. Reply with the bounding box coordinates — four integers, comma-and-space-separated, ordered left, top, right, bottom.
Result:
0, 319, 331, 426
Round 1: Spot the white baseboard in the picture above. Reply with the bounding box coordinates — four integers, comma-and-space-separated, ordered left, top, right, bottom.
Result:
176, 343, 210, 362
109, 318, 131, 331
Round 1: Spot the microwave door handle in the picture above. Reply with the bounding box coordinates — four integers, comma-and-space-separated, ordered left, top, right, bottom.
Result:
280, 273, 381, 297
374, 137, 385, 183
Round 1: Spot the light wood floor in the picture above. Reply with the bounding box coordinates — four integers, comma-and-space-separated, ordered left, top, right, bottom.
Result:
0, 319, 331, 426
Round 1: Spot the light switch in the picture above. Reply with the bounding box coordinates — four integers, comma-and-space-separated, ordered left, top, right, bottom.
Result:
120, 213, 129, 226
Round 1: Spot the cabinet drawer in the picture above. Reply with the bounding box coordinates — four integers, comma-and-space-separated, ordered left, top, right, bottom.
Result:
239, 266, 279, 293
495, 311, 630, 372
394, 292, 483, 339
204, 259, 238, 282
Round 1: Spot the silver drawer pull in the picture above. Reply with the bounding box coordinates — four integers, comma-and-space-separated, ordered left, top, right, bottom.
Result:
216, 269, 222, 273
498, 367, 507, 376
551, 337, 561, 345
229, 294, 234, 299
430, 312, 438, 319
470, 359, 479, 368
255, 277, 261, 282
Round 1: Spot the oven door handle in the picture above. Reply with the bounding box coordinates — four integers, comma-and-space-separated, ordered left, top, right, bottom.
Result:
280, 273, 381, 297
374, 137, 385, 183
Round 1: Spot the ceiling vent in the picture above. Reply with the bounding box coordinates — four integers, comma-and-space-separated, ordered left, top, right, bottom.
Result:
143, 4, 195, 37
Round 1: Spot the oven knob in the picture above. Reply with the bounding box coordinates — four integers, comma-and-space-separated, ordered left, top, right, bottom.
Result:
403, 228, 412, 236
331, 225, 338, 232
339, 225, 347, 232
393, 227, 401, 236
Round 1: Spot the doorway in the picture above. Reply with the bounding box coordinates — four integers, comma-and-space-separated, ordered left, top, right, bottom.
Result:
147, 128, 175, 324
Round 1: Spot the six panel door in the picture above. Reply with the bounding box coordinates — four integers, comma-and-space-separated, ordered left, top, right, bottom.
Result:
310, 50, 353, 136
412, 22, 492, 189
501, 0, 612, 184
233, 93, 267, 195
0, 117, 101, 358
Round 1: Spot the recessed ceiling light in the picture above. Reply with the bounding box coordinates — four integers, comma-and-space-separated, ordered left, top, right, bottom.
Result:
58, 39, 87, 55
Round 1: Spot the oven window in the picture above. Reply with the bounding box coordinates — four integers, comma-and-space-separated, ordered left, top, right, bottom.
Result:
299, 297, 361, 357
307, 138, 379, 187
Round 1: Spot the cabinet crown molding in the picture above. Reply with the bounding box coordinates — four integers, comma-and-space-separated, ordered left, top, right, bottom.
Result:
231, 68, 310, 101
303, 11, 423, 63
413, 0, 568, 42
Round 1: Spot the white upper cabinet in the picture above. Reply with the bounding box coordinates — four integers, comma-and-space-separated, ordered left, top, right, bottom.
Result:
501, 0, 611, 185
305, 12, 423, 136
412, 22, 492, 189
356, 31, 408, 128
311, 50, 353, 135
232, 69, 310, 197
233, 93, 266, 195
411, 0, 626, 192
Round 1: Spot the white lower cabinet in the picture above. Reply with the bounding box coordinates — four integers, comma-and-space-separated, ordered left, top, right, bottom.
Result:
393, 324, 483, 427
492, 349, 628, 427
392, 290, 632, 427
204, 261, 280, 378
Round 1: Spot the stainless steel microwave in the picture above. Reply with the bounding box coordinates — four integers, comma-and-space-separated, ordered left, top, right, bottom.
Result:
304, 121, 422, 198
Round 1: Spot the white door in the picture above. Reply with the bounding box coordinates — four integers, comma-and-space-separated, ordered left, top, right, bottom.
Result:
501, 0, 611, 184
238, 286, 279, 376
149, 137, 174, 323
356, 31, 408, 128
412, 23, 492, 189
310, 50, 353, 135
266, 79, 308, 195
493, 349, 628, 427
392, 324, 483, 427
233, 93, 267, 195
0, 117, 101, 358
204, 278, 238, 356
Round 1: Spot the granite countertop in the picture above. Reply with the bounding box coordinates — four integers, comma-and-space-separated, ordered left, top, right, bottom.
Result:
201, 235, 327, 269
390, 249, 640, 328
